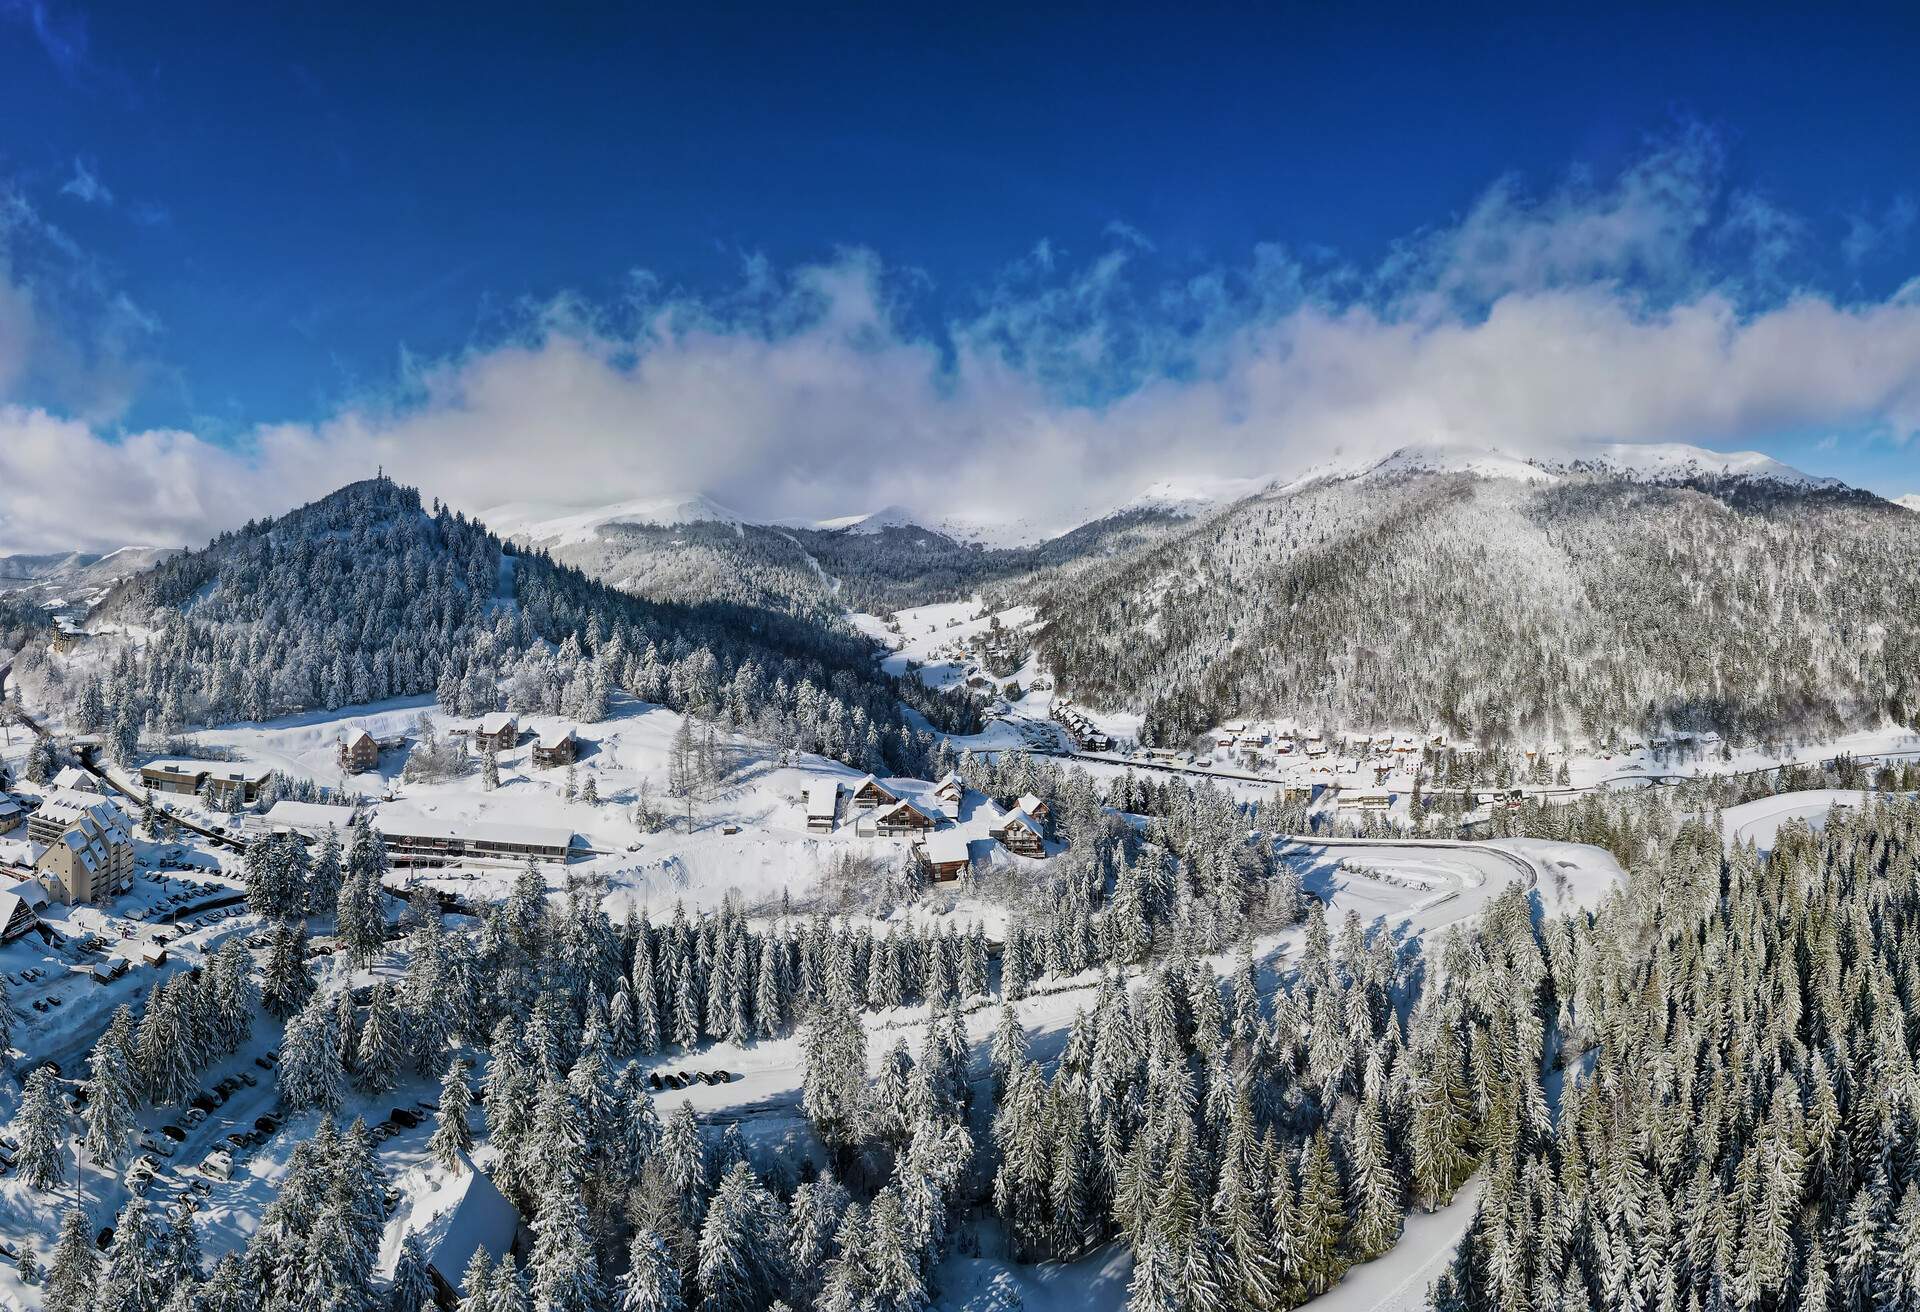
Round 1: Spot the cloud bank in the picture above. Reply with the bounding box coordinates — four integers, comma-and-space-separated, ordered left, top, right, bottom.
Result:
4, 128, 1920, 554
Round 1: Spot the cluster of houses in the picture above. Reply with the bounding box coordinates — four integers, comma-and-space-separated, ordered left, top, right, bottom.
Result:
0, 769, 138, 942
427, 714, 581, 767
803, 771, 1050, 881
1050, 701, 1112, 752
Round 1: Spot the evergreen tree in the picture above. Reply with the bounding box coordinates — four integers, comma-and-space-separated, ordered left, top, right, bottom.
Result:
16, 1066, 68, 1191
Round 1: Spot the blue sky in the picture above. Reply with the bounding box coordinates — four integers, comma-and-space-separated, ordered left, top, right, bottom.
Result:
2, 1, 1919, 549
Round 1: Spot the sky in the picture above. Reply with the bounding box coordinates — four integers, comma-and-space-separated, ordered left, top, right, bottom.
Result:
2, 1, 1920, 551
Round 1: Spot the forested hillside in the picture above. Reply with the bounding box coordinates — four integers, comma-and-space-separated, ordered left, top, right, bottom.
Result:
1027, 462, 1920, 749
40, 478, 979, 774
523, 505, 1193, 616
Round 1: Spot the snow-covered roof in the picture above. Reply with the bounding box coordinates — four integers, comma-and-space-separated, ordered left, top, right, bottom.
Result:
0, 795, 19, 819
477, 713, 517, 735
143, 758, 271, 784
1017, 791, 1046, 814
804, 782, 839, 818
873, 799, 937, 825
537, 726, 575, 750
343, 728, 376, 748
997, 809, 1043, 836
380, 1156, 519, 1296
37, 790, 131, 840
50, 767, 96, 793
260, 800, 360, 833
923, 831, 971, 865
375, 811, 574, 852
4, 877, 50, 910
0, 891, 30, 937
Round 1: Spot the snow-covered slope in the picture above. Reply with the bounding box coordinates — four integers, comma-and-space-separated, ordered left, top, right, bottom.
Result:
1545, 441, 1840, 488
482, 493, 745, 544
1897, 494, 1920, 514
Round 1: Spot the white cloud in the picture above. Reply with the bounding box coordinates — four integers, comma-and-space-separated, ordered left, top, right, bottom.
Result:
57, 156, 112, 207
7, 127, 1920, 555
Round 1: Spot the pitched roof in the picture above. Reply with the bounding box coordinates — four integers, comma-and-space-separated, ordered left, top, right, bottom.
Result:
477, 712, 517, 735
1017, 791, 1046, 814
873, 799, 937, 825
804, 781, 839, 818
923, 831, 971, 865
996, 808, 1043, 836
537, 726, 575, 750
381, 1156, 520, 1297
343, 728, 376, 749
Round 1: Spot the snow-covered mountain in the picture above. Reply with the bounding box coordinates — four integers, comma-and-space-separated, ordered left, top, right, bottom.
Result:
1897, 493, 1920, 514
1029, 445, 1909, 747
482, 493, 746, 545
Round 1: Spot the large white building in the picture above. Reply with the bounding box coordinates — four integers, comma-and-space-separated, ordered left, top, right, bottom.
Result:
29, 790, 134, 904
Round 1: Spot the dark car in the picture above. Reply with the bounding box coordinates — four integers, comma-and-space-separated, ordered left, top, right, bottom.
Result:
254, 1116, 280, 1134
387, 1107, 420, 1129
160, 1125, 186, 1142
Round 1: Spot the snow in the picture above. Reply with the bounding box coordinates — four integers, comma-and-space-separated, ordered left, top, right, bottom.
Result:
1720, 789, 1875, 852
1897, 493, 1920, 513
1550, 441, 1839, 488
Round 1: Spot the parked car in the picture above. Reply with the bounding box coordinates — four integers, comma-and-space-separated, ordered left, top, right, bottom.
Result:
387, 1107, 420, 1129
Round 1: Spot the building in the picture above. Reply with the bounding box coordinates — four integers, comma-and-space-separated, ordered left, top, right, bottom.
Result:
50, 767, 97, 794
531, 727, 577, 769
1016, 791, 1049, 822
919, 830, 972, 881
0, 888, 39, 943
804, 782, 839, 833
256, 799, 361, 842
472, 713, 520, 754
932, 773, 964, 819
0, 793, 20, 836
382, 1154, 520, 1306
338, 729, 379, 774
35, 805, 135, 905
992, 809, 1046, 856
868, 799, 939, 838
375, 812, 573, 866
139, 759, 273, 807
849, 775, 901, 810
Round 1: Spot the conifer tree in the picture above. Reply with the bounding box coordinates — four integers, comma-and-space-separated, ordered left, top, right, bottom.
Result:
16, 1066, 68, 1191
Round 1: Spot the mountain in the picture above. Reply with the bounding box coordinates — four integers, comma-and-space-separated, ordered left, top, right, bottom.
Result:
1898, 494, 1920, 514
1029, 446, 1918, 747
62, 478, 977, 772
481, 493, 746, 544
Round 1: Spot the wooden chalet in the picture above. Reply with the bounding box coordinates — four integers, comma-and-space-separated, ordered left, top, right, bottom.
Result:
338, 729, 378, 774
532, 727, 578, 768
1015, 791, 1049, 822
804, 782, 840, 832
870, 799, 939, 837
849, 775, 901, 810
472, 713, 520, 754
919, 831, 972, 881
992, 808, 1046, 856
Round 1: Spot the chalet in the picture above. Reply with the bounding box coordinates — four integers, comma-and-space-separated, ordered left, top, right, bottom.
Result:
0, 888, 38, 944
472, 713, 520, 754
1274, 738, 1296, 755
338, 729, 379, 774
870, 799, 939, 838
804, 782, 840, 833
1016, 792, 1049, 823
382, 1154, 520, 1306
375, 812, 574, 866
849, 775, 901, 810
50, 767, 97, 794
919, 830, 973, 881
1342, 788, 1394, 811
932, 773, 964, 820
531, 727, 577, 769
1305, 740, 1328, 759
992, 808, 1046, 857
0, 793, 19, 836
139, 759, 273, 807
